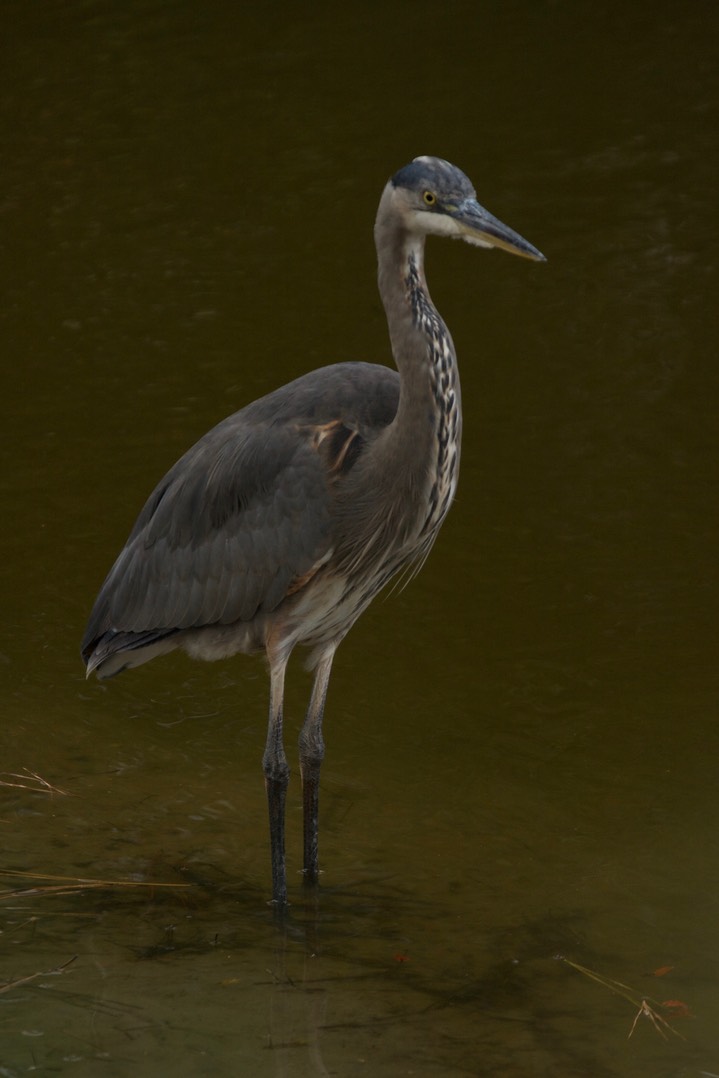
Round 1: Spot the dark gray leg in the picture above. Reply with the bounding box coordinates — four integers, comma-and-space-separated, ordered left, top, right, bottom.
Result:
263, 657, 290, 905
299, 647, 335, 885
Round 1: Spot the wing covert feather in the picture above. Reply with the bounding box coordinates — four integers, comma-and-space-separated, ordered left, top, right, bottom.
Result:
82, 362, 400, 652
86, 425, 331, 642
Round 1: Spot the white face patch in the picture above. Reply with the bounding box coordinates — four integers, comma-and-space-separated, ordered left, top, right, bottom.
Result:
420, 212, 462, 239
417, 210, 495, 248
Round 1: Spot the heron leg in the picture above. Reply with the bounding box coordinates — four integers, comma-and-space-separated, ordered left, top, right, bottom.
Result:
299, 646, 335, 885
263, 655, 290, 905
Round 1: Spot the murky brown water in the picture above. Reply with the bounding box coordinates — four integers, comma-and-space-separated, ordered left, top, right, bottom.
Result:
2, 2, 718, 1074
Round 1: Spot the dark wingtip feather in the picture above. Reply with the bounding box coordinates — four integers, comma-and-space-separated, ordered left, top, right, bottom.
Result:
83, 628, 180, 679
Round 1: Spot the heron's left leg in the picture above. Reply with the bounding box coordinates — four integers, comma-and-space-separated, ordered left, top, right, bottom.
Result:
299, 645, 336, 884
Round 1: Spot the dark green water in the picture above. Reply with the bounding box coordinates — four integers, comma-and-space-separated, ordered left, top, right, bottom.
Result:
1, 2, 718, 1074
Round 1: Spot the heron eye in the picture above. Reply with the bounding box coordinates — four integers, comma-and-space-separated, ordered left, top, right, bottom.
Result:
423, 190, 436, 206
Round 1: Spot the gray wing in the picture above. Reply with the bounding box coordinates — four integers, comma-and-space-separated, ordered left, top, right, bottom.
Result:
81, 362, 399, 659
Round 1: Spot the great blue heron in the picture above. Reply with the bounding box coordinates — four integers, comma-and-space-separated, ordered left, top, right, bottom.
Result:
82, 156, 544, 904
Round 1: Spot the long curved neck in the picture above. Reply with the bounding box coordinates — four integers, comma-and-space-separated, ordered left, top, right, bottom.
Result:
373, 198, 462, 535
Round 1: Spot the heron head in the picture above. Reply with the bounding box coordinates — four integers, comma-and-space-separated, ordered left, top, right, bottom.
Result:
389, 156, 546, 262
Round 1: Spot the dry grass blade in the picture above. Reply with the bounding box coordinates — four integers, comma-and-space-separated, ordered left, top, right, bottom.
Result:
0, 769, 69, 796
0, 869, 192, 900
627, 999, 683, 1041
556, 955, 687, 1042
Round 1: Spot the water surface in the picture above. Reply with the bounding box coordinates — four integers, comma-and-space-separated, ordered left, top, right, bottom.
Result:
1, 2, 718, 1074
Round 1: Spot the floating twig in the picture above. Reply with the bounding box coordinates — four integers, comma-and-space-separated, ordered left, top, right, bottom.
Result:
0, 955, 77, 995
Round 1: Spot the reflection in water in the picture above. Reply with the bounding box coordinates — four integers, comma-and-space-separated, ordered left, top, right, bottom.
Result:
1, 0, 718, 1074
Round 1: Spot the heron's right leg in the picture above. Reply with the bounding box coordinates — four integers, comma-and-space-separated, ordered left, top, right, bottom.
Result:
263, 655, 290, 905
299, 645, 336, 886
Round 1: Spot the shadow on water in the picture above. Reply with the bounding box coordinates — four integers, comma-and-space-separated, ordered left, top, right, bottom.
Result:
1, 848, 715, 1077
0, 866, 572, 1075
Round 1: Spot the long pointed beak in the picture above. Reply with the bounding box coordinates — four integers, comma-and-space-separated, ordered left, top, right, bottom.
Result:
454, 198, 546, 262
